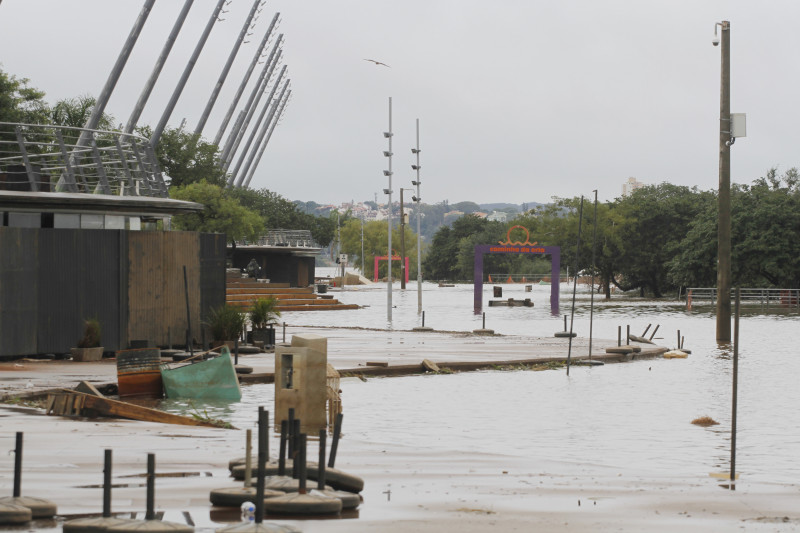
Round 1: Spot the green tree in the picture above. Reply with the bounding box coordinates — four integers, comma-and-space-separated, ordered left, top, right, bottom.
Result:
169, 180, 263, 242
145, 126, 228, 187
613, 183, 711, 297
668, 168, 800, 290
50, 94, 115, 130
423, 215, 505, 281
339, 218, 419, 279
229, 188, 336, 247
0, 68, 48, 124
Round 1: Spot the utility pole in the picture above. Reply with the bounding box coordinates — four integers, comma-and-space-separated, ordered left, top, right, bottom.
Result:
716, 20, 732, 342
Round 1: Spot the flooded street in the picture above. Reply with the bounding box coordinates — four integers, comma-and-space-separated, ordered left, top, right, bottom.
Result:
183, 280, 800, 486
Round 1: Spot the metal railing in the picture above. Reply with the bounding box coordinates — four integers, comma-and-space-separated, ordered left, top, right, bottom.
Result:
236, 229, 319, 248
684, 288, 800, 310
0, 122, 167, 197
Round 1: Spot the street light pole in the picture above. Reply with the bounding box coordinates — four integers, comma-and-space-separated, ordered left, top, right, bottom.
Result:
399, 188, 407, 289
412, 119, 422, 314
383, 97, 394, 321
715, 20, 732, 342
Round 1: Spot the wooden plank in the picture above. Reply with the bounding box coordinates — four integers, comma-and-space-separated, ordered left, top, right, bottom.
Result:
53, 394, 67, 415
74, 390, 225, 428
75, 381, 104, 397
45, 394, 56, 415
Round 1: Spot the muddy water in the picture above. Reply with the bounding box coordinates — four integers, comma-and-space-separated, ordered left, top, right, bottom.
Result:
168, 282, 800, 486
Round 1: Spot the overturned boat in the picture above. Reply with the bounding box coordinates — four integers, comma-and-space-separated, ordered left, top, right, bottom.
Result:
160, 347, 242, 401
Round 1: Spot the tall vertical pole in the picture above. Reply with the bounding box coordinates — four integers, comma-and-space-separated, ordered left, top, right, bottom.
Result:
716, 20, 732, 342
730, 286, 740, 486
213, 12, 280, 146
386, 97, 393, 321
151, 0, 226, 148
589, 190, 598, 357
414, 119, 422, 314
400, 188, 406, 289
125, 0, 193, 134
361, 217, 365, 274
566, 197, 584, 376
194, 0, 261, 136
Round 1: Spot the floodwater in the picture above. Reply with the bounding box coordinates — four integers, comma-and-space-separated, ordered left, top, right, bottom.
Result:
168, 279, 800, 486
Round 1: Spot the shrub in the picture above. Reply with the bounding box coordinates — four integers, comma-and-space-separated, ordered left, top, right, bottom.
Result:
77, 318, 102, 348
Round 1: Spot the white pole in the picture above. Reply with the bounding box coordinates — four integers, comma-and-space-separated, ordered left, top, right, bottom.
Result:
386, 97, 393, 322
414, 118, 422, 314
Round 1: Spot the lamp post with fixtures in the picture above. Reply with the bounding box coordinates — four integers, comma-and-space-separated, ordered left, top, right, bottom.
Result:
411, 119, 422, 314
399, 188, 415, 289
383, 97, 393, 321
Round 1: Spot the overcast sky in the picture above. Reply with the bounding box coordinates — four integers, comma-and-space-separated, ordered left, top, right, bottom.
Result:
1, 1, 798, 206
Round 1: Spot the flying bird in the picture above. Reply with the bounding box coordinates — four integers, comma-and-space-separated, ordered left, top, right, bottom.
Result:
364, 58, 390, 68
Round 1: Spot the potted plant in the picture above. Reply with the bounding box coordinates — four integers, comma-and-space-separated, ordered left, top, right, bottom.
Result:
205, 304, 247, 349
248, 297, 281, 347
71, 318, 104, 362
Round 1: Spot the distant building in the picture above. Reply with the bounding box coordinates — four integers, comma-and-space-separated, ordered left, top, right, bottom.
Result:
487, 211, 508, 222
622, 177, 645, 196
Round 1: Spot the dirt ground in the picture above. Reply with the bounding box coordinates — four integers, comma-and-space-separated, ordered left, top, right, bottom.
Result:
2, 327, 799, 532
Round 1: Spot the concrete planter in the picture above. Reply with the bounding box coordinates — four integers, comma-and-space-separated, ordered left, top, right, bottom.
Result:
70, 347, 104, 362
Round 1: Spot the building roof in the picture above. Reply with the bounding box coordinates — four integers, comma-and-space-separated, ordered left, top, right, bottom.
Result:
0, 190, 203, 217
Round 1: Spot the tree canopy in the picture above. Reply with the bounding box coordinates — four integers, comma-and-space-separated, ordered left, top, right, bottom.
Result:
169, 180, 263, 243
0, 68, 48, 124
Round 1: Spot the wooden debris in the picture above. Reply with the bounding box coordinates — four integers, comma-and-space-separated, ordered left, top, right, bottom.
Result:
46, 390, 225, 428
421, 359, 440, 372
628, 334, 654, 344
75, 381, 104, 397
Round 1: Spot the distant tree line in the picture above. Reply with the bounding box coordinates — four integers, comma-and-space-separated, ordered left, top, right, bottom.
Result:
422, 173, 800, 296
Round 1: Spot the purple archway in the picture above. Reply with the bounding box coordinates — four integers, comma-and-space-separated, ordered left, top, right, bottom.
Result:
474, 244, 560, 315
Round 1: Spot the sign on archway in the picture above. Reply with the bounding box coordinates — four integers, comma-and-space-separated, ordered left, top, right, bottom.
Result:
474, 226, 560, 315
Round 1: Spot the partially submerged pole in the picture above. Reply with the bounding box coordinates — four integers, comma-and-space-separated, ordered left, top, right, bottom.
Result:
103, 449, 112, 517
145, 454, 155, 521
328, 413, 343, 468
13, 432, 22, 498
566, 196, 584, 376
183, 266, 193, 357
588, 189, 598, 357
255, 407, 267, 524
730, 287, 740, 487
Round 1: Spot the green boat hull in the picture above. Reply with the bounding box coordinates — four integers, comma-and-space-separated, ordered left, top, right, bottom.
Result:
161, 351, 242, 401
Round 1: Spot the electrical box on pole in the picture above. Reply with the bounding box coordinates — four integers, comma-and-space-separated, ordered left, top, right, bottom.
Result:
730, 113, 746, 138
